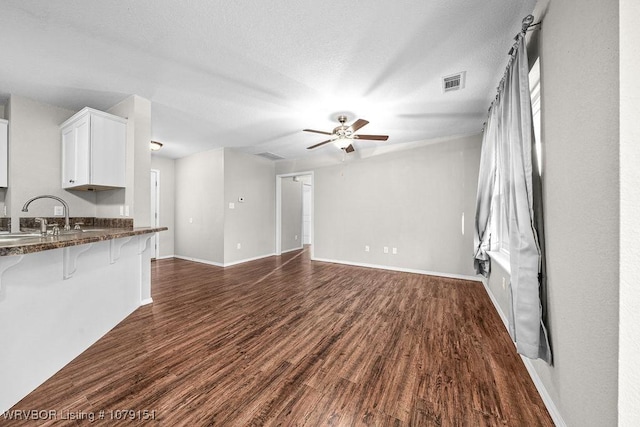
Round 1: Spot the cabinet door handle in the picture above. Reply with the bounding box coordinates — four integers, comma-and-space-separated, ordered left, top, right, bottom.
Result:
69, 179, 75, 183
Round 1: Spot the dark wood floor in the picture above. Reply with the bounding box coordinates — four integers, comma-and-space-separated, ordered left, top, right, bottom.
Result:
7, 248, 553, 426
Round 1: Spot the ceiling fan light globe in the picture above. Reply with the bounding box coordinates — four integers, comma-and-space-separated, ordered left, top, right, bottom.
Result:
334, 138, 351, 149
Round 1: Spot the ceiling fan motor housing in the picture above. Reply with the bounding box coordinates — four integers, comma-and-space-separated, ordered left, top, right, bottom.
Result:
303, 116, 388, 151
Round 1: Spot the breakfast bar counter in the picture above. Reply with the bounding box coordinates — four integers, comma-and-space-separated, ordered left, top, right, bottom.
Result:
0, 226, 167, 413
0, 227, 167, 256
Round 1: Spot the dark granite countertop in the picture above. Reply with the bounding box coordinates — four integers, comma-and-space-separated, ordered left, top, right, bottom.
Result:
0, 227, 168, 257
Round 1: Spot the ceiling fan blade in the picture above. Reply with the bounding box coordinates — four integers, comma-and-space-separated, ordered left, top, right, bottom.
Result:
349, 119, 369, 132
303, 128, 333, 136
344, 144, 355, 153
307, 139, 332, 149
354, 134, 389, 141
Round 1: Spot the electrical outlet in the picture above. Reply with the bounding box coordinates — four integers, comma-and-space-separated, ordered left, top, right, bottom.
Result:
502, 277, 506, 290
124, 205, 130, 216
237, 243, 241, 249
189, 218, 193, 224
229, 202, 235, 209
120, 206, 124, 216
54, 206, 64, 216
392, 247, 397, 255
383, 246, 389, 254
364, 245, 370, 252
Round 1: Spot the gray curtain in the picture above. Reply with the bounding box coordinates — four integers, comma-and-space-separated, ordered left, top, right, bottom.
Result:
474, 34, 551, 362
473, 100, 499, 277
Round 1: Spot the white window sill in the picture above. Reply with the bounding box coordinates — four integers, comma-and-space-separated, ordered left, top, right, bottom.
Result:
488, 250, 511, 275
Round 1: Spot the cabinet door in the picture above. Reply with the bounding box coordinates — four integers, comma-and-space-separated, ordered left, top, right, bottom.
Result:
61, 125, 76, 188
62, 115, 90, 188
0, 120, 7, 187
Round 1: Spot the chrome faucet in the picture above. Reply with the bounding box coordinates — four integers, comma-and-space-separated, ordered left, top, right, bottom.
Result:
22, 195, 71, 231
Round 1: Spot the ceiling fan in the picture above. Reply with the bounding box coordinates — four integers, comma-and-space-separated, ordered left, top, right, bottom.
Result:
303, 115, 389, 153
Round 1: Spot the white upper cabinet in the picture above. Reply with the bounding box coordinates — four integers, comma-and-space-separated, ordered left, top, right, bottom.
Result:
61, 107, 126, 191
0, 119, 7, 188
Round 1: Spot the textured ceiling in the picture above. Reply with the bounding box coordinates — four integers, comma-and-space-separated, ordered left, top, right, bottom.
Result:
0, 0, 536, 160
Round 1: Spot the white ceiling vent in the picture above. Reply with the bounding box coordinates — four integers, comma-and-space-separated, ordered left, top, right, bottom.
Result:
442, 71, 466, 93
256, 152, 285, 161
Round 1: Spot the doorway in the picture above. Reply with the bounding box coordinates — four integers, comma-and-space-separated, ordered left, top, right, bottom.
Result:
275, 171, 313, 258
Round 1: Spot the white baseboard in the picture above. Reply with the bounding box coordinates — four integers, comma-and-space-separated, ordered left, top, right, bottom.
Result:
140, 298, 153, 306
520, 356, 565, 427
173, 255, 224, 267
223, 253, 276, 267
173, 253, 276, 268
156, 254, 175, 260
480, 279, 566, 427
281, 246, 303, 254
311, 257, 482, 282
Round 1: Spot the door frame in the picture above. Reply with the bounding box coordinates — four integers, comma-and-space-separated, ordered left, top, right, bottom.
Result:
275, 171, 314, 258
150, 168, 160, 259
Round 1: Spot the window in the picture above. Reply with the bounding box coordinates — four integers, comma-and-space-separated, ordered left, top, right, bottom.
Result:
490, 57, 542, 256
530, 58, 542, 175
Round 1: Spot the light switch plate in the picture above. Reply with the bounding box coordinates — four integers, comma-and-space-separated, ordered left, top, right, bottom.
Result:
229, 202, 235, 209
54, 206, 64, 216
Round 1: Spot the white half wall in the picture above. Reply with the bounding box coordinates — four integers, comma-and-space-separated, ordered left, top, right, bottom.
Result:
0, 236, 151, 413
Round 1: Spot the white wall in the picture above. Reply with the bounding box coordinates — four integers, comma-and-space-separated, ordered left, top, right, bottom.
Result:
223, 149, 275, 264
277, 134, 481, 277
174, 148, 225, 264
618, 0, 640, 424
281, 177, 303, 252
151, 155, 176, 258
7, 95, 96, 231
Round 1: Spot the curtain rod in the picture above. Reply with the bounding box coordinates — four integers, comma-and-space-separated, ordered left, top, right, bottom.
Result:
482, 15, 542, 132
508, 14, 541, 55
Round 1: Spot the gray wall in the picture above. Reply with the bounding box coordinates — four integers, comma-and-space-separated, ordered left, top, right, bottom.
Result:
174, 148, 225, 264
102, 95, 151, 226
223, 149, 275, 264
151, 155, 176, 258
174, 148, 275, 265
6, 95, 96, 231
278, 133, 481, 277
537, 1, 619, 425
281, 177, 303, 252
485, 1, 621, 425
2, 95, 150, 230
